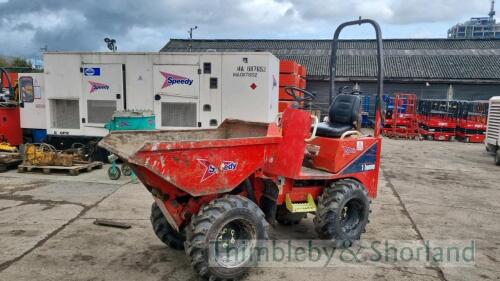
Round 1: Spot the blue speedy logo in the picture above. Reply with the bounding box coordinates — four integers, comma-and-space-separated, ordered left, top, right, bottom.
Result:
84, 67, 100, 76
222, 161, 237, 171
160, 71, 193, 88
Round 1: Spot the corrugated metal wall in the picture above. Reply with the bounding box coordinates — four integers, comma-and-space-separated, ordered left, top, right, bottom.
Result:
307, 80, 500, 115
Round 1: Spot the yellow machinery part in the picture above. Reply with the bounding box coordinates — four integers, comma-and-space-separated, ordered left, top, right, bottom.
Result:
23, 143, 74, 167
285, 193, 317, 213
0, 142, 17, 152
24, 143, 56, 166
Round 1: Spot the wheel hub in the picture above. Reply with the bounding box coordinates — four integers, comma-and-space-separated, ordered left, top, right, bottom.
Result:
217, 226, 237, 249
213, 219, 256, 268
340, 199, 364, 233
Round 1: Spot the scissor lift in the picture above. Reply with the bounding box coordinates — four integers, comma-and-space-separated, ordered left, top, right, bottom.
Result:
383, 93, 418, 139
456, 101, 489, 143
418, 100, 458, 141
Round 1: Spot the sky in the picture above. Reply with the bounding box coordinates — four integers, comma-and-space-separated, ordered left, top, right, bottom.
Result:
0, 0, 495, 58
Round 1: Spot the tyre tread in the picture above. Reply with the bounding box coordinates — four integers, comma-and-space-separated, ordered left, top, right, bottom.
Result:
185, 195, 268, 280
313, 179, 370, 246
150, 203, 185, 250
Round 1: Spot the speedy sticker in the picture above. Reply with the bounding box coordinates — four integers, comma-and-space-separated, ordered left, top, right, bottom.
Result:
222, 161, 237, 171
197, 159, 238, 182
343, 146, 356, 156
88, 81, 110, 93
198, 159, 218, 182
160, 71, 193, 88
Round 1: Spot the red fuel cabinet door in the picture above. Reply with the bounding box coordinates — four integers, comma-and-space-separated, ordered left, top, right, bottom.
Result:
0, 107, 22, 145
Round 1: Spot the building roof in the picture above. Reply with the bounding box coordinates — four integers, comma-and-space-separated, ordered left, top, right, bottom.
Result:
161, 39, 500, 83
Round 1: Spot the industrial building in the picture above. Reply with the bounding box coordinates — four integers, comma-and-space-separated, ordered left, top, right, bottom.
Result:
448, 0, 500, 39
162, 38, 500, 112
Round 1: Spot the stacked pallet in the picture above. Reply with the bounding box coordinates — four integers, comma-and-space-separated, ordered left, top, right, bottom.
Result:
278, 60, 307, 112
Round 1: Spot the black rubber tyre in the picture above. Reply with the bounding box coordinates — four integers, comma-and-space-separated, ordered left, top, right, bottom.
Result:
150, 203, 185, 250
275, 205, 306, 225
495, 150, 500, 166
121, 163, 132, 176
107, 166, 121, 180
185, 195, 269, 280
486, 145, 494, 153
314, 179, 370, 248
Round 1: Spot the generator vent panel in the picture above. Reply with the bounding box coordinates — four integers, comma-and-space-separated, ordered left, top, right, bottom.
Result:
161, 102, 197, 127
87, 100, 117, 124
487, 102, 500, 141
50, 99, 80, 129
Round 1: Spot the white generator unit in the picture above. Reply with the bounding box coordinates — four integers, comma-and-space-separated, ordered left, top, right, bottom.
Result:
43, 52, 279, 139
486, 96, 500, 165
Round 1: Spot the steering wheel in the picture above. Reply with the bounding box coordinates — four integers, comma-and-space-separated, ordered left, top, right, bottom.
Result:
284, 86, 315, 102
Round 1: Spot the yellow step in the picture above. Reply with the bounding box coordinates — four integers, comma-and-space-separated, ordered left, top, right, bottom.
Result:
285, 193, 317, 213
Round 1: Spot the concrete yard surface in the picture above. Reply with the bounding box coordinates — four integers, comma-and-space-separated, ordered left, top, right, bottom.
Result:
0, 139, 499, 281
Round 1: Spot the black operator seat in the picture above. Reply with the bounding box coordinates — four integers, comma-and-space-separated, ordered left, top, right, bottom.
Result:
315, 94, 362, 138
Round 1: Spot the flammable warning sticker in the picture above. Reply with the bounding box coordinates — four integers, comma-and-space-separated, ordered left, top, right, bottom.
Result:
356, 140, 364, 151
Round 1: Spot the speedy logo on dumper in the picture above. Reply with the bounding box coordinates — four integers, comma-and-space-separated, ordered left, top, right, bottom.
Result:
222, 161, 237, 171
198, 159, 218, 182
88, 81, 110, 93
160, 71, 193, 88
197, 159, 238, 182
343, 146, 356, 156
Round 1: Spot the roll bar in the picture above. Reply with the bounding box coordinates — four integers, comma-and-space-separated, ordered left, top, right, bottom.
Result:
329, 19, 384, 137
0, 67, 16, 104
0, 67, 13, 90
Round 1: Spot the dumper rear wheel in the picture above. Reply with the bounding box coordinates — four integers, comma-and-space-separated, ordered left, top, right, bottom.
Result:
185, 195, 268, 280
314, 179, 370, 248
151, 203, 185, 250
495, 150, 500, 166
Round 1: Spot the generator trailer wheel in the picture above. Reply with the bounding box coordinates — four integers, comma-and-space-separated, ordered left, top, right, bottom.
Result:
185, 195, 268, 280
150, 202, 185, 250
275, 205, 306, 225
314, 179, 370, 248
107, 166, 121, 180
121, 163, 132, 176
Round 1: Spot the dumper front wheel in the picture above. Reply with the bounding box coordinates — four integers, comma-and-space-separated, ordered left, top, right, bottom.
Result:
185, 195, 268, 280
150, 203, 185, 250
314, 179, 370, 248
